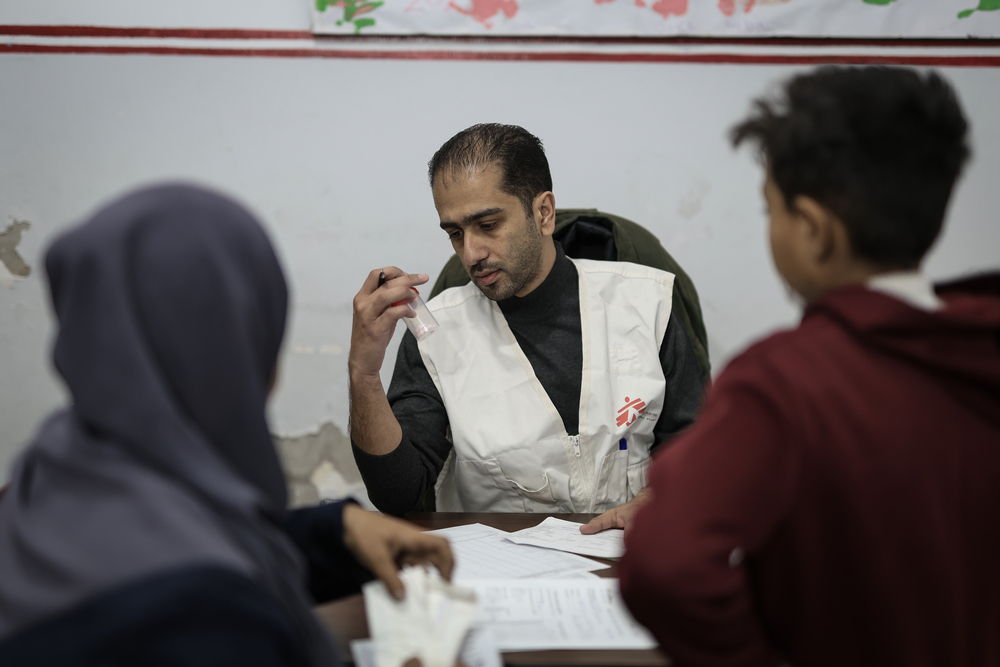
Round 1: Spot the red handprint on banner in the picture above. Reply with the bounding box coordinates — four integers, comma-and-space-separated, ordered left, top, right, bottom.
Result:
448, 0, 519, 28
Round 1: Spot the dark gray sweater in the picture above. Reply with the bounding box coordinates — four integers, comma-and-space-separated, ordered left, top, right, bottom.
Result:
353, 248, 707, 515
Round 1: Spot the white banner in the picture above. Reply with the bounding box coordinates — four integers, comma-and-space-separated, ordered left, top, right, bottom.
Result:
312, 0, 1000, 38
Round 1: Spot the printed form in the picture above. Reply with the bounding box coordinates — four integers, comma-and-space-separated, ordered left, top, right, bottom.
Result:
465, 578, 657, 651
428, 523, 607, 581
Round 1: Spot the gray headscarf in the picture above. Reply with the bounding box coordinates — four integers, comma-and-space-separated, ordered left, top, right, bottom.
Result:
0, 183, 337, 665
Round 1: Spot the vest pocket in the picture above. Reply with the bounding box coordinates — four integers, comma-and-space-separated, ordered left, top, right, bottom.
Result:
594, 449, 629, 511
595, 450, 651, 511
626, 455, 650, 499
493, 454, 556, 513
453, 457, 555, 512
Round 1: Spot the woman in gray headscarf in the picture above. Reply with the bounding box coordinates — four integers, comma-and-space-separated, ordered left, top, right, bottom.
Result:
0, 183, 452, 666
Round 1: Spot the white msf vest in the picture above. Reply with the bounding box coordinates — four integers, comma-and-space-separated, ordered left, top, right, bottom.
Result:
417, 258, 674, 513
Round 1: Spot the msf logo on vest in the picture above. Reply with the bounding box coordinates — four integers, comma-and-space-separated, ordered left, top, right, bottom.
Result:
616, 396, 646, 427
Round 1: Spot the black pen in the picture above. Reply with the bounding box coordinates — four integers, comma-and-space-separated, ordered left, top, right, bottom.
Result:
377, 269, 386, 288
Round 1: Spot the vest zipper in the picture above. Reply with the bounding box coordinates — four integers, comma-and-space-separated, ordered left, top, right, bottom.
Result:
570, 434, 581, 458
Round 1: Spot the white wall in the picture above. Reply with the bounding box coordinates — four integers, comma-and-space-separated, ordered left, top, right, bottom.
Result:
2, 2, 999, 478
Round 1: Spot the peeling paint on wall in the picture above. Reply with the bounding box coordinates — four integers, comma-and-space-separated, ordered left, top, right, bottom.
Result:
0, 220, 32, 278
274, 421, 371, 508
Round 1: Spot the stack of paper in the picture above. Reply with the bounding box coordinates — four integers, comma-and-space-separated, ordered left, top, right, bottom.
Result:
351, 626, 502, 667
356, 522, 653, 660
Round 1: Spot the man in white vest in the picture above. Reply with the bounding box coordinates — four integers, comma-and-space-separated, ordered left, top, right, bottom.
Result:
348, 124, 707, 532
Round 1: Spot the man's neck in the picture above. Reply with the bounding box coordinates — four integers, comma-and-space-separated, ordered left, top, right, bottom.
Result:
500, 244, 573, 317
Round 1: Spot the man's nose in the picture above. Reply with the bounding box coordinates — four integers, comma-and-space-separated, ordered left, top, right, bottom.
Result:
461, 234, 488, 267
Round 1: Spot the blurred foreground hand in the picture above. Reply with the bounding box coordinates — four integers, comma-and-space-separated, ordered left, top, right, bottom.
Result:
342, 505, 454, 600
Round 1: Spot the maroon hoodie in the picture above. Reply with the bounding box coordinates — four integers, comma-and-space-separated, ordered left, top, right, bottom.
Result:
620, 274, 1000, 667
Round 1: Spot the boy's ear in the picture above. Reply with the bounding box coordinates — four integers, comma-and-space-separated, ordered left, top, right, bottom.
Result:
792, 195, 838, 264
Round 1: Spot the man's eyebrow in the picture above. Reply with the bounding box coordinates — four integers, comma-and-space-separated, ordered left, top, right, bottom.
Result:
439, 208, 504, 229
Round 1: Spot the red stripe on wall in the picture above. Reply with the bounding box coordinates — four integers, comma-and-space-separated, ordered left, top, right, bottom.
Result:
2, 43, 999, 66
0, 25, 314, 40
1, 24, 999, 48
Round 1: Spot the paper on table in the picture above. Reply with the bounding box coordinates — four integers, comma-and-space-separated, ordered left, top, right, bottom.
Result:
464, 578, 657, 651
351, 625, 502, 667
428, 523, 608, 581
363, 566, 479, 667
550, 570, 601, 579
505, 516, 625, 559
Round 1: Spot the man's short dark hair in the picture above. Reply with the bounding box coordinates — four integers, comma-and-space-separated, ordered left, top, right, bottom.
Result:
428, 123, 553, 214
731, 66, 970, 269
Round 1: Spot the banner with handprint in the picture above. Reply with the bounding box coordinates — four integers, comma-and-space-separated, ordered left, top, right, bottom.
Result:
311, 0, 998, 37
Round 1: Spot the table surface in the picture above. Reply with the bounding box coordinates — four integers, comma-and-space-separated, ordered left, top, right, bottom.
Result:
314, 512, 668, 666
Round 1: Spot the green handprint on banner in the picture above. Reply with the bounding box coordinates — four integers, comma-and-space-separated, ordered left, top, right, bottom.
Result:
958, 0, 1000, 18
316, 0, 385, 33
861, 0, 998, 18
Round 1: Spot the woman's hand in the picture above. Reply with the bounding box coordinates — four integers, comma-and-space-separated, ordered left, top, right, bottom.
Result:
342, 505, 454, 600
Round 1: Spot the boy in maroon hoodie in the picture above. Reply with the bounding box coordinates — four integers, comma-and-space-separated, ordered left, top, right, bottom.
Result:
620, 66, 1000, 667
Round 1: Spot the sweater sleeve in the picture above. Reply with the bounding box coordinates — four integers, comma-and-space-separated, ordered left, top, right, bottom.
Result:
283, 500, 373, 603
620, 357, 797, 667
351, 331, 452, 515
651, 307, 710, 451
